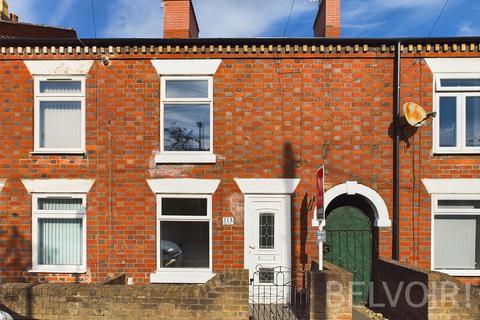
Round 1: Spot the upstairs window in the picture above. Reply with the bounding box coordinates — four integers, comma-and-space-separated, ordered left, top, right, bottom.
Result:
34, 76, 86, 153
159, 76, 214, 162
434, 74, 480, 153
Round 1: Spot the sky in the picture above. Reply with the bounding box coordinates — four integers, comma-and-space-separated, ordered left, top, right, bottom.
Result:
8, 0, 480, 39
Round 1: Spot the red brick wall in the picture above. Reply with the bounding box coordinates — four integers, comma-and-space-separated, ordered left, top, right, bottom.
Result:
0, 49, 479, 285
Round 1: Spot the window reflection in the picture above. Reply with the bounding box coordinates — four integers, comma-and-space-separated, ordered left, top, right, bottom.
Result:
466, 96, 480, 147
164, 104, 210, 151
439, 97, 457, 147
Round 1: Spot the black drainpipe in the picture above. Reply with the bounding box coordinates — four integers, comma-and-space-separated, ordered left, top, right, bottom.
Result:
392, 41, 401, 261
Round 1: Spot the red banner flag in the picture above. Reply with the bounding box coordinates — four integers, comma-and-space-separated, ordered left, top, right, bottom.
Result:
316, 166, 325, 221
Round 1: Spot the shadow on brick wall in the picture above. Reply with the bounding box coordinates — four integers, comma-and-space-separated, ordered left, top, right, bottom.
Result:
1, 225, 37, 319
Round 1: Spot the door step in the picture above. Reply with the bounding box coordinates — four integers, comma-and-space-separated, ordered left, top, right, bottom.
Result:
353, 306, 389, 320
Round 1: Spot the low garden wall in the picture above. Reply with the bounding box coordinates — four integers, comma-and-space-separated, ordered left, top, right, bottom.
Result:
0, 270, 249, 320
372, 259, 480, 320
309, 261, 353, 320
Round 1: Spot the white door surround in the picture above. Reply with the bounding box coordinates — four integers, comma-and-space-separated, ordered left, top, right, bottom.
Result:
324, 181, 391, 227
244, 194, 291, 302
235, 178, 299, 301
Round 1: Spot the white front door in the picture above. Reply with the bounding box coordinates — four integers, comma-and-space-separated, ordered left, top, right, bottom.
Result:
244, 195, 291, 303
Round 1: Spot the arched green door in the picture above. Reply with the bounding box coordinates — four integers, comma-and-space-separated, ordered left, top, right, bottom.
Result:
324, 206, 372, 304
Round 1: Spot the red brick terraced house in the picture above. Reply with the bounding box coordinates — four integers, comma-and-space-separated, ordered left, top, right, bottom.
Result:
0, 0, 480, 311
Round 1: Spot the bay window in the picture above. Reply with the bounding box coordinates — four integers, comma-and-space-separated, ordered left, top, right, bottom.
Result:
34, 76, 86, 153
31, 194, 87, 273
434, 74, 480, 153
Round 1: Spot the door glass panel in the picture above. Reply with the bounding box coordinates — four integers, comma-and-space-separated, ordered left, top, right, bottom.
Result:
259, 213, 274, 249
258, 268, 274, 283
439, 96, 457, 147
466, 96, 480, 147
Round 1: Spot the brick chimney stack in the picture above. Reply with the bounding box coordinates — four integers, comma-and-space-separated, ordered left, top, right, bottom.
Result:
163, 0, 199, 39
313, 0, 340, 38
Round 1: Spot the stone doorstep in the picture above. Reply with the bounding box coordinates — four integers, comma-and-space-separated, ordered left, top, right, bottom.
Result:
353, 306, 389, 320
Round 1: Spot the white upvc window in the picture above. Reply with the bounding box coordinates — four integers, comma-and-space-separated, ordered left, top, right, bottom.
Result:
33, 76, 86, 153
31, 194, 87, 273
152, 194, 213, 283
158, 76, 215, 163
431, 194, 480, 276
433, 73, 480, 154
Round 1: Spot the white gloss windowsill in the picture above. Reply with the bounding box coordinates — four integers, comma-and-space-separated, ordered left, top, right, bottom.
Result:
28, 267, 86, 274
150, 271, 215, 283
30, 150, 86, 155
155, 153, 216, 164
433, 269, 480, 277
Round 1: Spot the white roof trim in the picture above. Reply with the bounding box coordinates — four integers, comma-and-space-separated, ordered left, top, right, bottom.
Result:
234, 178, 301, 194
324, 181, 391, 227
422, 179, 480, 194
24, 60, 94, 75
22, 179, 95, 193
151, 59, 222, 75
147, 179, 220, 194
425, 58, 480, 74
0, 179, 6, 192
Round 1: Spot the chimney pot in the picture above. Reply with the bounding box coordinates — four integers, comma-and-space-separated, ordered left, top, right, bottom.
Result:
9, 12, 18, 22
163, 0, 199, 39
313, 0, 341, 38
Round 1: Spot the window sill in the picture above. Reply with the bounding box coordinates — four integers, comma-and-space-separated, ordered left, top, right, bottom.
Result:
31, 151, 86, 155
155, 153, 216, 164
433, 269, 480, 277
150, 271, 215, 283
433, 149, 480, 155
29, 267, 86, 274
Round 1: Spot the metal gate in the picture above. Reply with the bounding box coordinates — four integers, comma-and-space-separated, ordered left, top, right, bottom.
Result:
324, 206, 372, 304
249, 266, 309, 320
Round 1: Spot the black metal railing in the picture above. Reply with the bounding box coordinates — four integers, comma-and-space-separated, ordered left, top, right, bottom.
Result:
249, 266, 309, 320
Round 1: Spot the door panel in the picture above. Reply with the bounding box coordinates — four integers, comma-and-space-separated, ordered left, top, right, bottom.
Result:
324, 206, 372, 304
244, 195, 291, 303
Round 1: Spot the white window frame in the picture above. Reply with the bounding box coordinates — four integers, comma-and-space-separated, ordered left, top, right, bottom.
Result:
433, 73, 480, 154
33, 75, 86, 154
431, 193, 480, 276
152, 194, 213, 283
157, 76, 215, 163
30, 193, 87, 273
436, 73, 480, 91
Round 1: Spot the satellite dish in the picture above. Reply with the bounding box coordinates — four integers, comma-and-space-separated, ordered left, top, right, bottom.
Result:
403, 102, 436, 127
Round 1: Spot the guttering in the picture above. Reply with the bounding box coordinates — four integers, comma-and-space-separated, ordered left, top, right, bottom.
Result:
392, 41, 401, 261
1, 36, 480, 47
